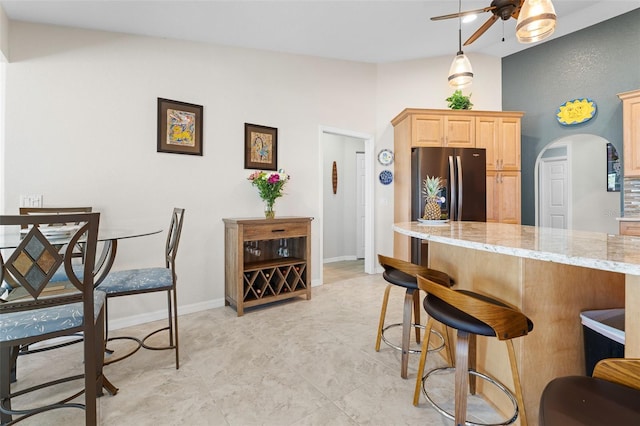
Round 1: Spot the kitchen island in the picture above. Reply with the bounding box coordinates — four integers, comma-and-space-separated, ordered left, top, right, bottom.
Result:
393, 221, 639, 425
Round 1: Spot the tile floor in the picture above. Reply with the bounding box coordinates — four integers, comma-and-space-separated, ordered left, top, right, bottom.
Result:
9, 261, 504, 425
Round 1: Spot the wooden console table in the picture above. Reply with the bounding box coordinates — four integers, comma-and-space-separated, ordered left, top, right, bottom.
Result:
223, 217, 312, 316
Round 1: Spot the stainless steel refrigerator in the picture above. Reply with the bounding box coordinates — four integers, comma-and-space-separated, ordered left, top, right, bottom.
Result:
411, 147, 486, 264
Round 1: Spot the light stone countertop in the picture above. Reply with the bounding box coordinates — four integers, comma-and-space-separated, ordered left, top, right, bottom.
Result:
617, 217, 640, 221
393, 221, 640, 276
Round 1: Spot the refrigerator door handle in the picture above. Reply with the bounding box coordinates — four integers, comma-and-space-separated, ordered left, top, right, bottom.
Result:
449, 155, 456, 220
456, 155, 463, 220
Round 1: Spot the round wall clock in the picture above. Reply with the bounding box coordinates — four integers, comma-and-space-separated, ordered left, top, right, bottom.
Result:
378, 149, 394, 166
379, 170, 393, 185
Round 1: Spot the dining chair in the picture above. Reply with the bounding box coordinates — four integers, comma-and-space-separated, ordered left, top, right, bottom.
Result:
0, 212, 108, 425
98, 208, 185, 369
19, 207, 93, 260
539, 358, 640, 425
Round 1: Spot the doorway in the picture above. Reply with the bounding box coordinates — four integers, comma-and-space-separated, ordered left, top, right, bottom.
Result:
539, 156, 569, 229
319, 126, 375, 284
535, 134, 620, 234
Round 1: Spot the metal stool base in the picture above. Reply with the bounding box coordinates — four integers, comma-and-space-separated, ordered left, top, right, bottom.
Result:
381, 323, 445, 354
422, 366, 519, 426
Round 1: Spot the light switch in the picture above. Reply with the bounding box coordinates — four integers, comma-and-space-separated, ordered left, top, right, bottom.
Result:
19, 194, 43, 207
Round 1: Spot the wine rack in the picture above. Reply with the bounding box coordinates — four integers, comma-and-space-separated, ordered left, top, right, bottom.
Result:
223, 217, 312, 316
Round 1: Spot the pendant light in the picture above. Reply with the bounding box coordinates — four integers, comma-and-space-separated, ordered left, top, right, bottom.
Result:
516, 0, 557, 43
448, 0, 473, 89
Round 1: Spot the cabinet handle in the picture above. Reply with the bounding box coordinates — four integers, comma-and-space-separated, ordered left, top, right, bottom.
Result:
271, 229, 286, 233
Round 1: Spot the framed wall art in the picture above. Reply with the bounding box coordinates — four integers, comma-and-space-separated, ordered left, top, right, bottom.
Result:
157, 98, 203, 156
244, 123, 277, 170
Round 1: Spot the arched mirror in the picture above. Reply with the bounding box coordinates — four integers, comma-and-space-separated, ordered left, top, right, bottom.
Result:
535, 134, 620, 234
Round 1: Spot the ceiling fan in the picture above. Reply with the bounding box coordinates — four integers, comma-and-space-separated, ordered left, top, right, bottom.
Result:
431, 0, 525, 46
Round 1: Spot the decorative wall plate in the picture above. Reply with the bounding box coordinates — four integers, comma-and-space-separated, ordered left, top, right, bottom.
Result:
556, 98, 597, 126
378, 149, 394, 165
379, 170, 393, 185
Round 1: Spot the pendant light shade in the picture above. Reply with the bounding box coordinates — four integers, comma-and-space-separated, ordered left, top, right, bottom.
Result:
448, 0, 473, 89
516, 0, 557, 43
448, 53, 473, 89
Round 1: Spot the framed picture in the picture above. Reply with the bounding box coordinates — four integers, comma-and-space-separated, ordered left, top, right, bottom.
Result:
244, 123, 278, 170
157, 98, 203, 156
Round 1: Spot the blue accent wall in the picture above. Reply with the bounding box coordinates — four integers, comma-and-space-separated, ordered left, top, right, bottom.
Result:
502, 8, 640, 225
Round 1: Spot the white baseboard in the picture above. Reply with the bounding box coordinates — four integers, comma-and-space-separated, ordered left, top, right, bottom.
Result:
323, 255, 358, 264
109, 297, 226, 331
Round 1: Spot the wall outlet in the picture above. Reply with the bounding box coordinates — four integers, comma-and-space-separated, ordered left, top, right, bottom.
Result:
19, 194, 43, 208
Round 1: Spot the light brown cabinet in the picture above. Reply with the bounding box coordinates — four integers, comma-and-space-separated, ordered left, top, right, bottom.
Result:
619, 219, 640, 236
619, 89, 640, 177
476, 115, 521, 171
223, 217, 312, 316
412, 113, 475, 147
392, 109, 524, 259
487, 171, 521, 224
476, 115, 522, 224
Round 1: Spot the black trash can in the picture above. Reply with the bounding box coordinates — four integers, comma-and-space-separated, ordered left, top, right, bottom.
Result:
580, 308, 625, 376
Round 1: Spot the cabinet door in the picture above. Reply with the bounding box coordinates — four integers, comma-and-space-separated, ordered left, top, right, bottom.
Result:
486, 171, 521, 224
445, 116, 475, 147
476, 116, 499, 170
486, 171, 499, 222
499, 117, 521, 171
498, 171, 521, 224
412, 115, 444, 146
622, 93, 640, 177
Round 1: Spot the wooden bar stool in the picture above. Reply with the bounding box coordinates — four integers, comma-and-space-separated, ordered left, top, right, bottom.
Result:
376, 255, 453, 379
413, 275, 533, 426
539, 358, 640, 425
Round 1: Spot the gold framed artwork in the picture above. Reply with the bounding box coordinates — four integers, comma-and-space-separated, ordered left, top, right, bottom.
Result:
157, 98, 203, 156
244, 123, 277, 170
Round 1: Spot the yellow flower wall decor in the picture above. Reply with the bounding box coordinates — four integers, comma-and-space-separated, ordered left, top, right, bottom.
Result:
556, 98, 597, 126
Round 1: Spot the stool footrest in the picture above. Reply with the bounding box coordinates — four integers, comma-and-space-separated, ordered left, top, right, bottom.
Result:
381, 323, 445, 354
422, 366, 519, 426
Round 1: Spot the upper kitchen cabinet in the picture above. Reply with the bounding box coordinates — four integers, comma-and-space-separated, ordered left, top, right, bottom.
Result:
393, 109, 475, 148
475, 114, 523, 171
619, 89, 640, 177
392, 108, 525, 259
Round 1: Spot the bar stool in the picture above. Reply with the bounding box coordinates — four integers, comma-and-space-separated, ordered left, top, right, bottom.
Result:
376, 255, 453, 379
413, 275, 533, 426
539, 358, 640, 425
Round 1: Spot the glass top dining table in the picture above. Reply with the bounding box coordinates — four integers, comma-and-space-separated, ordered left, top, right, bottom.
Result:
0, 226, 163, 285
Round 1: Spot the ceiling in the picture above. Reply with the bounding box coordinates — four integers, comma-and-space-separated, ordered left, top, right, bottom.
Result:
1, 1, 638, 63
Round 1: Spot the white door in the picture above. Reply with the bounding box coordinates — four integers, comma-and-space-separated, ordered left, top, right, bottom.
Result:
356, 152, 365, 259
540, 157, 569, 229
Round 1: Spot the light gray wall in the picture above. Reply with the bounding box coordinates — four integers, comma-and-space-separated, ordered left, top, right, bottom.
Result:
322, 134, 364, 261
503, 8, 640, 226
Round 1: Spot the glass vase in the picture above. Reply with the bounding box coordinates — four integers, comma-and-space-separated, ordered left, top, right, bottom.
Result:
264, 202, 275, 219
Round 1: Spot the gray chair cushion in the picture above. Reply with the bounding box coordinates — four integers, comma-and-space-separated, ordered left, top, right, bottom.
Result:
0, 290, 106, 343
98, 268, 173, 295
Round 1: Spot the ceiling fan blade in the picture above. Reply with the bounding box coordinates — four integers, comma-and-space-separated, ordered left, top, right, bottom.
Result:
430, 6, 495, 21
464, 14, 499, 46
511, 0, 525, 19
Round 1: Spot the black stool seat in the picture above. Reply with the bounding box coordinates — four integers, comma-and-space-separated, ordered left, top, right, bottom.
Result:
540, 376, 640, 425
426, 290, 534, 337
382, 269, 418, 290
376, 255, 453, 379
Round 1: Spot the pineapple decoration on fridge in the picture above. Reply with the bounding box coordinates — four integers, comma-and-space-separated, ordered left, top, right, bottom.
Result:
422, 176, 444, 220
